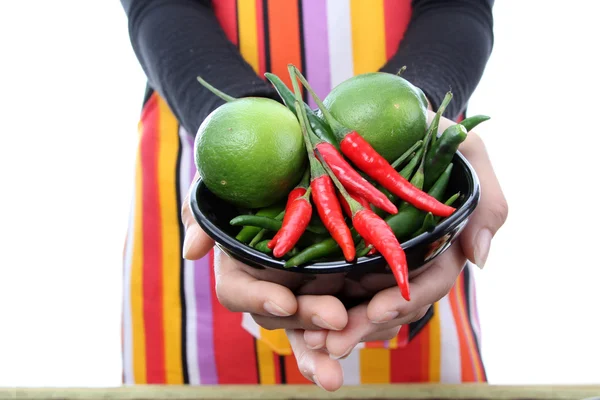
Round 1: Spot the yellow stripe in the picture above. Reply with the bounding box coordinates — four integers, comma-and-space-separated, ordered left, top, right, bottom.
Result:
237, 0, 260, 73
132, 124, 147, 383
157, 97, 183, 384
256, 340, 277, 384
428, 303, 441, 381
258, 328, 293, 356
359, 349, 390, 383
388, 335, 398, 349
350, 0, 387, 75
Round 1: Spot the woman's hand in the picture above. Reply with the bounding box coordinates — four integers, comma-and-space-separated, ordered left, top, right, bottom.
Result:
287, 114, 509, 391
180, 173, 349, 331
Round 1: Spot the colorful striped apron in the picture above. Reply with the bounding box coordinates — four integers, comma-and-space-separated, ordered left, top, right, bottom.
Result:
122, 0, 487, 385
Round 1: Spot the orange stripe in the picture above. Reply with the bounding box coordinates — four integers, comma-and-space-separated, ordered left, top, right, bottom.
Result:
156, 97, 183, 384
213, 0, 239, 45
383, 0, 412, 60
428, 303, 441, 381
457, 273, 486, 381
267, 0, 302, 90
448, 274, 476, 381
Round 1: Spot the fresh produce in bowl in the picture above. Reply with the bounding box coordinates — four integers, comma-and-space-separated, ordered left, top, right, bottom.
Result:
190, 64, 488, 307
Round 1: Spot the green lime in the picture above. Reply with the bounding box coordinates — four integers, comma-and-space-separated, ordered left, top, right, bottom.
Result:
323, 72, 428, 162
195, 98, 306, 209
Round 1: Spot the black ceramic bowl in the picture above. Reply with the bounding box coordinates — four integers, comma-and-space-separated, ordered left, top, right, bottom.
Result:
190, 151, 480, 308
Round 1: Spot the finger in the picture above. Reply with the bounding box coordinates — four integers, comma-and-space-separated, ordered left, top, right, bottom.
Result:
458, 132, 509, 268
367, 245, 465, 323
252, 295, 348, 331
304, 330, 328, 350
214, 248, 297, 317
360, 326, 401, 343
287, 329, 344, 392
325, 304, 422, 359
181, 173, 214, 260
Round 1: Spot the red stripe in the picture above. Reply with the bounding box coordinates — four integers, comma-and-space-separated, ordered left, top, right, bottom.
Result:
384, 0, 412, 60
267, 0, 302, 90
213, 0, 239, 46
256, 0, 266, 77
284, 355, 311, 384
140, 94, 166, 383
390, 323, 429, 382
449, 273, 477, 381
209, 250, 259, 383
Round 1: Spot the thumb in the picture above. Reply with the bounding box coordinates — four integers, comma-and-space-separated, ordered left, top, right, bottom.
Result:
458, 132, 508, 269
181, 173, 215, 260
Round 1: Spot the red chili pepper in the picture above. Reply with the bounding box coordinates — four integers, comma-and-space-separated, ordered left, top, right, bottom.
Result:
353, 208, 410, 301
288, 71, 356, 262
267, 185, 307, 250
269, 190, 313, 258
290, 66, 455, 218
315, 142, 398, 215
338, 191, 377, 255
311, 176, 355, 261
315, 146, 410, 300
340, 132, 455, 217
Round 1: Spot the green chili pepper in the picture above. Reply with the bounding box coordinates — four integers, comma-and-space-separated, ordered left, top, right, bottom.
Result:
231, 215, 325, 235
385, 163, 454, 240
459, 115, 490, 132
248, 211, 285, 247
235, 204, 283, 243
429, 93, 454, 148
284, 229, 362, 267
254, 240, 273, 254
265, 72, 337, 147
231, 215, 281, 231
424, 124, 467, 190
411, 212, 436, 238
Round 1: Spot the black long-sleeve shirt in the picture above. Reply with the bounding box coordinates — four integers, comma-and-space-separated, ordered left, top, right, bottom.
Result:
121, 0, 494, 135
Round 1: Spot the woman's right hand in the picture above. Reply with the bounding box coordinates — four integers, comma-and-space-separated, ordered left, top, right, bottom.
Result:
181, 172, 349, 332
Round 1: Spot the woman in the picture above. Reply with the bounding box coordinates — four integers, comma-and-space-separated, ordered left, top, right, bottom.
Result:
120, 0, 508, 391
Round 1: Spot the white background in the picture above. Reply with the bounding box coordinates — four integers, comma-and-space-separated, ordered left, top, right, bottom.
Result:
1, 0, 599, 388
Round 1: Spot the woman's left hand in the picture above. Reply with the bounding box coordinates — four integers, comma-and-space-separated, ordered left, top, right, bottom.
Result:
287, 114, 509, 392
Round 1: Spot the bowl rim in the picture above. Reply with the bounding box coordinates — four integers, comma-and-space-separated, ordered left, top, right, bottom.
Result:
189, 150, 480, 274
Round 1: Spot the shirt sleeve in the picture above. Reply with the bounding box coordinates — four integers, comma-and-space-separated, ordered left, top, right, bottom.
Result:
380, 0, 495, 120
120, 0, 279, 135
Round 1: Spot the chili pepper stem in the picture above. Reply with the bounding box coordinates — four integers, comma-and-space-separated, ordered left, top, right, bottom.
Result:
391, 140, 422, 170
196, 76, 236, 103
290, 65, 350, 140
422, 92, 453, 164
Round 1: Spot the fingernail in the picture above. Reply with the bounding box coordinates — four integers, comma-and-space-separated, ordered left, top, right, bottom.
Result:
474, 228, 493, 269
311, 315, 338, 330
330, 346, 353, 360
182, 225, 199, 259
306, 343, 323, 350
312, 375, 324, 390
372, 311, 399, 324
264, 301, 292, 317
